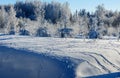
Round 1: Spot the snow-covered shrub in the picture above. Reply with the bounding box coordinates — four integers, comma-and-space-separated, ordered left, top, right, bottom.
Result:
19, 29, 30, 36
88, 29, 98, 39
36, 27, 50, 37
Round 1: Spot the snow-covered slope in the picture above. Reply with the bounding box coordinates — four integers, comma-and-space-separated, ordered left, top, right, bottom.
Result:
0, 46, 75, 78
0, 35, 120, 78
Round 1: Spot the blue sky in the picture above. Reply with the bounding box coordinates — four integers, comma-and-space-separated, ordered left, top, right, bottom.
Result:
0, 0, 120, 13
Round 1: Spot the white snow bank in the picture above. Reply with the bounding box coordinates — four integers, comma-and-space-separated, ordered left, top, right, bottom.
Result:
0, 46, 75, 78
0, 35, 120, 77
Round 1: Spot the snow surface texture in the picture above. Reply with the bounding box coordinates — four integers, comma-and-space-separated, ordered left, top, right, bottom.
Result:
0, 35, 120, 78
0, 46, 75, 78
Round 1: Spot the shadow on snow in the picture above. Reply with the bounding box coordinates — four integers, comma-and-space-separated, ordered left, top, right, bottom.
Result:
0, 46, 75, 78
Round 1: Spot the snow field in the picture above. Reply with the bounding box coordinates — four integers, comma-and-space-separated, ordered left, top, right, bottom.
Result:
0, 35, 120, 77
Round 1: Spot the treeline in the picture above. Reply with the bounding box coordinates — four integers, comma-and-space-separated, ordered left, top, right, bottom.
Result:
0, 1, 120, 38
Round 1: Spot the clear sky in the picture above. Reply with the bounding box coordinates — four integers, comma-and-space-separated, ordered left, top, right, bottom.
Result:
0, 0, 120, 13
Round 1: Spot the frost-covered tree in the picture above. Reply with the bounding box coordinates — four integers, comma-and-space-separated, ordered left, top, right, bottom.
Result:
17, 17, 30, 35
88, 16, 99, 39
95, 4, 106, 21
95, 4, 107, 29
0, 0, 120, 39
6, 5, 18, 35
112, 14, 120, 41
15, 1, 36, 20
44, 1, 61, 23
0, 6, 7, 31
61, 2, 71, 21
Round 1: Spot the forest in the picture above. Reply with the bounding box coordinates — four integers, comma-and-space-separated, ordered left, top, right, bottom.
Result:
0, 0, 120, 39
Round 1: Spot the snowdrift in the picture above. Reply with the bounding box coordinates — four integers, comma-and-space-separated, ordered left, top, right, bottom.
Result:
0, 46, 75, 78
0, 35, 120, 78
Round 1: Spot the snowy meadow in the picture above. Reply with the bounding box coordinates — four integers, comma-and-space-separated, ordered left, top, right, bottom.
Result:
0, 35, 120, 78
